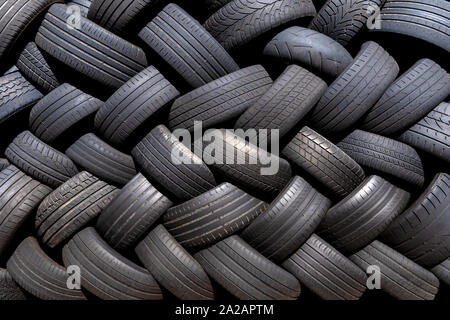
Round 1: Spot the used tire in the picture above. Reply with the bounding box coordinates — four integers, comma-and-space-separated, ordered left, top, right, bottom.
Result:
36, 4, 148, 89
0, 165, 51, 257
309, 41, 398, 134
66, 133, 136, 186
195, 235, 301, 300
241, 176, 331, 262
263, 26, 353, 77
94, 66, 179, 145
96, 173, 173, 251
136, 225, 215, 300
0, 71, 43, 125
0, 159, 9, 171
5, 131, 79, 188
350, 241, 440, 300
0, 0, 61, 62
431, 258, 450, 287
381, 173, 450, 267
6, 237, 86, 300
16, 42, 60, 92
62, 227, 163, 300
132, 125, 217, 201
204, 0, 317, 51
205, 0, 233, 13
398, 102, 450, 163
282, 127, 365, 197
3, 65, 19, 76
318, 175, 410, 254
0, 268, 26, 300
168, 65, 273, 132
234, 65, 327, 145
283, 234, 367, 300
163, 183, 267, 249
35, 171, 118, 248
139, 3, 239, 88
29, 83, 102, 143
337, 130, 425, 187
361, 59, 450, 135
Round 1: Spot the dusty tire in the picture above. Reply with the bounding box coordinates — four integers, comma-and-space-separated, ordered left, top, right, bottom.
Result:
282, 127, 365, 197
431, 258, 450, 287
0, 268, 26, 300
29, 84, 102, 143
35, 171, 118, 248
195, 235, 301, 300
283, 234, 367, 300
62, 227, 163, 300
0, 159, 9, 171
204, 0, 317, 51
337, 130, 425, 187
309, 41, 398, 134
6, 237, 86, 300
263, 27, 353, 77
36, 4, 148, 89
318, 175, 410, 254
66, 133, 136, 186
398, 102, 450, 162
361, 59, 450, 135
350, 241, 440, 300
0, 165, 51, 257
132, 125, 217, 201
381, 173, 450, 267
139, 3, 239, 88
136, 225, 215, 300
5, 131, 79, 188
163, 183, 267, 249
16, 42, 60, 92
241, 176, 331, 262
94, 66, 179, 145
168, 65, 273, 132
96, 173, 173, 251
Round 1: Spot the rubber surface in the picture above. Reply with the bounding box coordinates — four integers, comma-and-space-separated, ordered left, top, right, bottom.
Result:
0, 268, 26, 300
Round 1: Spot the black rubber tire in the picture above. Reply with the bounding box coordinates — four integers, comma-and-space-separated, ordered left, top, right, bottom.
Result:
136, 225, 215, 300
3, 65, 19, 76
318, 175, 410, 254
234, 65, 327, 144
203, 0, 317, 51
398, 102, 450, 163
283, 234, 367, 300
87, 0, 159, 34
205, 0, 233, 13
35, 4, 148, 89
282, 127, 365, 197
361, 59, 450, 135
194, 235, 301, 300
381, 173, 450, 267
263, 27, 353, 78
350, 240, 440, 300
163, 183, 267, 250
5, 131, 79, 188
132, 125, 217, 201
372, 0, 450, 52
0, 158, 9, 171
0, 165, 51, 257
6, 237, 86, 300
138, 3, 239, 88
0, 71, 43, 125
431, 258, 450, 287
16, 42, 60, 92
96, 173, 173, 251
29, 84, 102, 143
337, 130, 425, 187
309, 0, 385, 46
0, 268, 26, 300
94, 66, 179, 145
309, 41, 398, 134
66, 0, 92, 17
0, 0, 61, 62
241, 176, 331, 262
168, 65, 273, 133
65, 133, 136, 187
35, 171, 118, 248
62, 227, 163, 300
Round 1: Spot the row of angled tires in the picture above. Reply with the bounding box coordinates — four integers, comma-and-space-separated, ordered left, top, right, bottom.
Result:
0, 0, 449, 301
